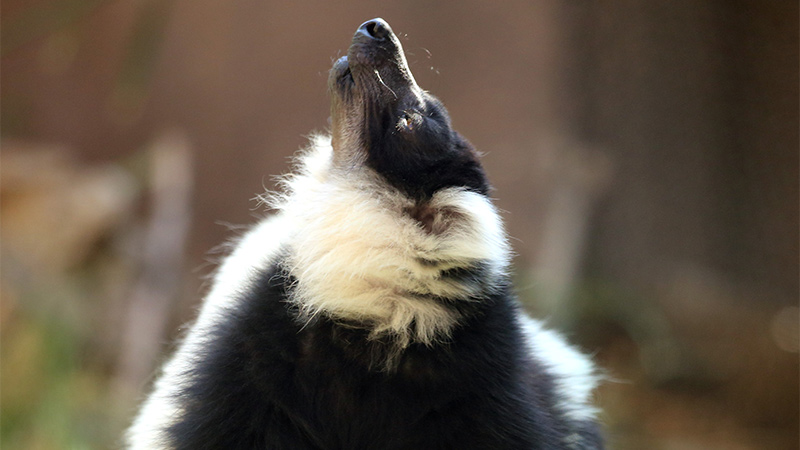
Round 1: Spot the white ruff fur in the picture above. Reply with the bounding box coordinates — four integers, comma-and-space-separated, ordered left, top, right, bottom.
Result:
270, 135, 511, 345
518, 316, 600, 424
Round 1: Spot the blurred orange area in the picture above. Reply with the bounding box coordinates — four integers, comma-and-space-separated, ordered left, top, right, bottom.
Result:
1, 143, 138, 272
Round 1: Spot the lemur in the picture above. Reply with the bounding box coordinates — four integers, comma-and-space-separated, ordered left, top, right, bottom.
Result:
126, 18, 603, 450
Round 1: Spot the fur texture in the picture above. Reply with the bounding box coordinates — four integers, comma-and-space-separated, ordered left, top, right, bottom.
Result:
126, 18, 603, 450
272, 137, 510, 348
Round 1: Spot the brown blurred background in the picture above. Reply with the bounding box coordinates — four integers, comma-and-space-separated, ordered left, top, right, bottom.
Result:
1, 1, 797, 449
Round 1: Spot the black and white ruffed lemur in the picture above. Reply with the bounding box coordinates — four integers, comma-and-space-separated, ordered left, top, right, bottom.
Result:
126, 18, 604, 450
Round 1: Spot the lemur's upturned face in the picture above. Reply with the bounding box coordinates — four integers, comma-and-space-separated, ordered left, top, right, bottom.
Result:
329, 18, 488, 200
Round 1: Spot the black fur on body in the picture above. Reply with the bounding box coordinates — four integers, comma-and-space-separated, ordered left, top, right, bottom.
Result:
166, 263, 602, 449
127, 18, 603, 449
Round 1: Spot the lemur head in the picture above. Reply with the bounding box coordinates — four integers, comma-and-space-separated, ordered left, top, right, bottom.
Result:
328, 18, 489, 200
277, 20, 509, 351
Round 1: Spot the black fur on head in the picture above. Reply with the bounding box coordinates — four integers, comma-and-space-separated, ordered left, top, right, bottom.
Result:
328, 18, 489, 200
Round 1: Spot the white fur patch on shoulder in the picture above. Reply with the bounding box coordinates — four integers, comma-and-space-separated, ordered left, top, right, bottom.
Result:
125, 215, 294, 449
518, 315, 600, 423
270, 136, 511, 346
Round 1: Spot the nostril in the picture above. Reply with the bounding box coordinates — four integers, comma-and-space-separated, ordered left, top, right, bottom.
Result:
358, 18, 390, 41
365, 21, 378, 37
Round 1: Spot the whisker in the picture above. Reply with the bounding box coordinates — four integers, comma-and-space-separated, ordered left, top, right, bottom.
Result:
374, 69, 398, 100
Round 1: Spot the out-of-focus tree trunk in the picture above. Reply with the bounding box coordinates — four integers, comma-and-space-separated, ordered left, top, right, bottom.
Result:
569, 1, 798, 306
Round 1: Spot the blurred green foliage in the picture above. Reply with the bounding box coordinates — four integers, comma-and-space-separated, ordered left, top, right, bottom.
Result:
1, 308, 114, 449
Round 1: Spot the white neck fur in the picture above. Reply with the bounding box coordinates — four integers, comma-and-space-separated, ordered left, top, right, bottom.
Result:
266, 135, 510, 346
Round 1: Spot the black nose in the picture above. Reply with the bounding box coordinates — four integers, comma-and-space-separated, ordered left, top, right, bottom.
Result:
356, 18, 391, 41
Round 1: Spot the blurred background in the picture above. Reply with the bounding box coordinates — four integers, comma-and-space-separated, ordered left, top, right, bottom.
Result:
1, 1, 797, 448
